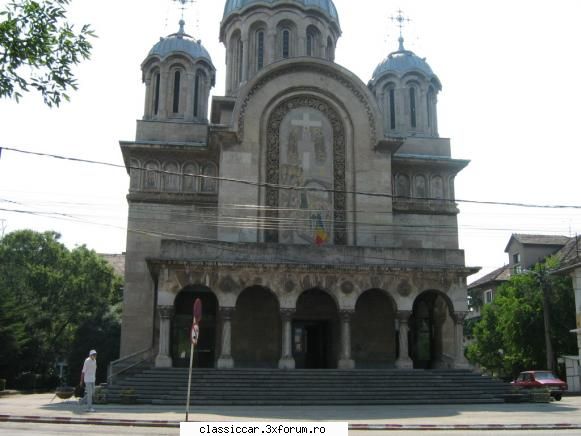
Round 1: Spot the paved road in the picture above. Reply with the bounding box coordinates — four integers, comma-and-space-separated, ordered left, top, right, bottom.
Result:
3, 423, 581, 436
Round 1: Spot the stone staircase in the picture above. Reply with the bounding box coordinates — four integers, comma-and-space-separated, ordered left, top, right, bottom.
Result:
106, 368, 509, 405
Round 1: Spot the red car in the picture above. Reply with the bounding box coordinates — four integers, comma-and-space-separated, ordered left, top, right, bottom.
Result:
511, 371, 567, 400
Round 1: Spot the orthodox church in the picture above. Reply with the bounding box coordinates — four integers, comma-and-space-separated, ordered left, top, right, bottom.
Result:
119, 0, 474, 372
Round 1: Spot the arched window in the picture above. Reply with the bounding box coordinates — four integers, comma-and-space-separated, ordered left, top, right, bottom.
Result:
409, 87, 417, 128
172, 70, 181, 114
144, 161, 160, 191
193, 70, 202, 117
237, 39, 244, 82
326, 37, 335, 61
427, 89, 434, 128
163, 162, 180, 192
256, 30, 264, 70
153, 72, 160, 115
129, 159, 141, 191
306, 27, 319, 57
201, 163, 218, 193
389, 87, 396, 130
282, 29, 290, 58
182, 163, 198, 192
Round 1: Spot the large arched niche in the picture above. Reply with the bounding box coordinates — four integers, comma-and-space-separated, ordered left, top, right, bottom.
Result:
352, 289, 397, 368
232, 286, 281, 368
263, 93, 347, 246
294, 288, 339, 369
171, 284, 218, 368
410, 290, 455, 369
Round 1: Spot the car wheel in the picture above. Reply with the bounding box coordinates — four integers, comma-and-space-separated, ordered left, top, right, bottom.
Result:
554, 394, 562, 401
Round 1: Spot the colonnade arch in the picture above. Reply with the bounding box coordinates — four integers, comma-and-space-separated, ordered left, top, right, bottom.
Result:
155, 270, 468, 370
410, 290, 455, 369
170, 285, 218, 368
232, 286, 281, 368
352, 289, 397, 368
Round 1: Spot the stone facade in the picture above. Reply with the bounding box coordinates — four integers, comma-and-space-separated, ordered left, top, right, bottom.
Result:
118, 1, 474, 371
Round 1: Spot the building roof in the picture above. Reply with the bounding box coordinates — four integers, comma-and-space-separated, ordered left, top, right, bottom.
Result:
468, 264, 512, 290
223, 0, 340, 23
504, 233, 570, 253
147, 20, 214, 67
371, 37, 440, 88
552, 236, 581, 273
100, 253, 125, 277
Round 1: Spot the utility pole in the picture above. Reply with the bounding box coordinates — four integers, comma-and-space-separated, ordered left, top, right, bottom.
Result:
536, 265, 554, 371
0, 219, 6, 239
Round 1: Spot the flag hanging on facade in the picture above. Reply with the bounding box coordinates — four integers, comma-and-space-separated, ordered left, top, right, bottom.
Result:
314, 213, 328, 246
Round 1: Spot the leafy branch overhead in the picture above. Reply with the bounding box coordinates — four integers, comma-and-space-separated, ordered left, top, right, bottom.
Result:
0, 0, 95, 107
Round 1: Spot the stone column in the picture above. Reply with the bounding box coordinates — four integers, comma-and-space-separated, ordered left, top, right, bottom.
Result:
217, 307, 235, 369
338, 310, 355, 369
265, 31, 276, 65
155, 305, 174, 368
395, 310, 413, 369
454, 312, 471, 369
278, 309, 295, 369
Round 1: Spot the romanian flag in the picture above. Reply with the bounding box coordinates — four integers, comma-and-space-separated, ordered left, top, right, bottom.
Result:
314, 213, 328, 246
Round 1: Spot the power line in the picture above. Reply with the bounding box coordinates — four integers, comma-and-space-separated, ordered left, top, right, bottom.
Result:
2, 146, 581, 210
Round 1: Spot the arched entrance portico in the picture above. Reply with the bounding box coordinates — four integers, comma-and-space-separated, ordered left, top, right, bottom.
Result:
352, 289, 397, 368
410, 290, 455, 369
171, 285, 218, 368
232, 286, 281, 368
293, 288, 339, 369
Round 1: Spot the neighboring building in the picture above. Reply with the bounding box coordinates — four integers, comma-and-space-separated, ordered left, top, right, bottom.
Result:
100, 253, 126, 278
118, 2, 474, 372
466, 265, 511, 321
505, 234, 570, 274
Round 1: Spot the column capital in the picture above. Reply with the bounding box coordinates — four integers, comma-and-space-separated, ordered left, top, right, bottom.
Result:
339, 309, 355, 321
397, 310, 412, 322
158, 305, 174, 319
453, 311, 469, 324
219, 306, 236, 319
280, 308, 296, 321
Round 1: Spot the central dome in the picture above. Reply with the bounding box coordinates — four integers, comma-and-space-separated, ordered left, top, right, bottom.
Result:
223, 0, 339, 22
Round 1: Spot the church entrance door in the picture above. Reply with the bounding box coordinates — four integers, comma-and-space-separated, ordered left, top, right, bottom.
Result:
172, 286, 218, 368
292, 320, 330, 369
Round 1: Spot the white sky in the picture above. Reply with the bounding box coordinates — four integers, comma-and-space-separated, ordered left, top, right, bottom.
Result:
1, 0, 580, 282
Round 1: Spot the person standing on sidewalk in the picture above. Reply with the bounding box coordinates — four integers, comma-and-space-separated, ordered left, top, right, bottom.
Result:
80, 349, 97, 412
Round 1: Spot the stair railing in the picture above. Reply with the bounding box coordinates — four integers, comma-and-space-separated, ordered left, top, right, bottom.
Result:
107, 347, 153, 385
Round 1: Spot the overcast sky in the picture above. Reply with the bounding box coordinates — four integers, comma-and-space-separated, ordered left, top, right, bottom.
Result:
1, 0, 580, 281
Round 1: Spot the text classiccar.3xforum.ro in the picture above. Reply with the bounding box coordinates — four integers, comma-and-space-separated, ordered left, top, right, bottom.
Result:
180, 422, 348, 436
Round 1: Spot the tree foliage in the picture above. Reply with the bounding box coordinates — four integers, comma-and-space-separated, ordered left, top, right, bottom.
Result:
467, 259, 577, 377
0, 230, 121, 387
0, 0, 94, 107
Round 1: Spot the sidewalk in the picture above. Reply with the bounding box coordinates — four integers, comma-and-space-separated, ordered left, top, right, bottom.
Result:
2, 393, 581, 430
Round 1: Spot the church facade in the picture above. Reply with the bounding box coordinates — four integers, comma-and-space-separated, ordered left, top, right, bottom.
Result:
119, 0, 475, 371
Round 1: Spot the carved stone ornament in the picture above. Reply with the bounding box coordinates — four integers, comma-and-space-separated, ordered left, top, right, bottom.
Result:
283, 279, 296, 293
219, 307, 235, 320
238, 66, 377, 147
397, 280, 412, 297
218, 275, 238, 293
340, 280, 354, 294
265, 95, 347, 245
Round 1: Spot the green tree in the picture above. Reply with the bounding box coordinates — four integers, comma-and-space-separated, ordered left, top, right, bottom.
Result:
0, 230, 121, 387
467, 260, 576, 377
0, 0, 94, 107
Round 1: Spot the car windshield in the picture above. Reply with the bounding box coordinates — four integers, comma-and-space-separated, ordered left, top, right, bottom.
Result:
534, 372, 556, 380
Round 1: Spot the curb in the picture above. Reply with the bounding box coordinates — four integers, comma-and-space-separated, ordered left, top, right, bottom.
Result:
2, 415, 581, 430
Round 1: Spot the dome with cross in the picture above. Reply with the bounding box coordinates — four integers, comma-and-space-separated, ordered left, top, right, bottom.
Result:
223, 0, 340, 23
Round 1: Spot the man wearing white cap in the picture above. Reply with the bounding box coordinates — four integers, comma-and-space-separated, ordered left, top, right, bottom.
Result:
80, 349, 97, 412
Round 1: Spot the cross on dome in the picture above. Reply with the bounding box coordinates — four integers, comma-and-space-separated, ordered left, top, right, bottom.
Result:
389, 9, 411, 51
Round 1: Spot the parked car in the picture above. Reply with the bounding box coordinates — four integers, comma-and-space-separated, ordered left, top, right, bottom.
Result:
511, 371, 567, 400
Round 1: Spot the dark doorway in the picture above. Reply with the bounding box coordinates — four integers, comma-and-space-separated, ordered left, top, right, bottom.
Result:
410, 291, 454, 369
293, 320, 330, 369
172, 286, 218, 368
